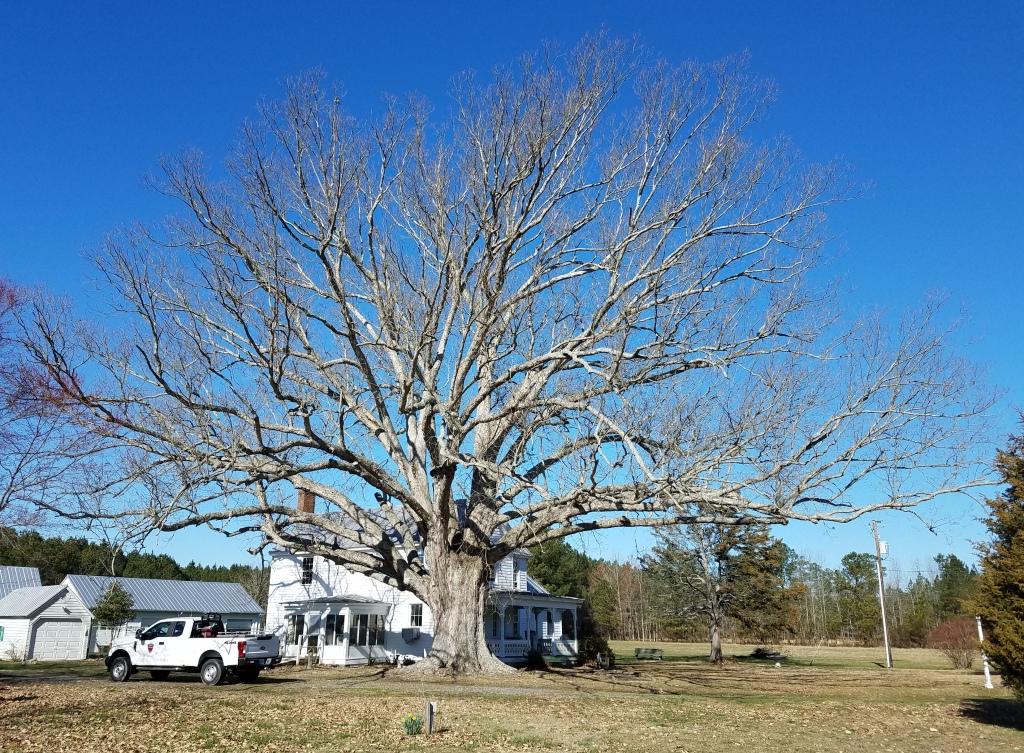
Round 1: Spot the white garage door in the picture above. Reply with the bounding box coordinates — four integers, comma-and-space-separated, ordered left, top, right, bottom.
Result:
30, 619, 85, 660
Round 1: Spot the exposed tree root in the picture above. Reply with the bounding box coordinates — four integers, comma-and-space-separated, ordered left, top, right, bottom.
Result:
398, 652, 517, 677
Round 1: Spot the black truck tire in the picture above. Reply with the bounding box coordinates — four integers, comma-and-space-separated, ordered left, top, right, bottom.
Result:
200, 657, 224, 686
109, 655, 131, 683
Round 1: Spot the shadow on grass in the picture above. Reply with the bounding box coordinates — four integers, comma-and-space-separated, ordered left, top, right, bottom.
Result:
959, 697, 1024, 731
146, 674, 302, 686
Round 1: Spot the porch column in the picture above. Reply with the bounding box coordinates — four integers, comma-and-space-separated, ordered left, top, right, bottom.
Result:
499, 604, 506, 657
340, 607, 351, 667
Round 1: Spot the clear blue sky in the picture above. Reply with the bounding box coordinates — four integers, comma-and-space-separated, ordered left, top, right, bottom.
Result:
1, 1, 1021, 573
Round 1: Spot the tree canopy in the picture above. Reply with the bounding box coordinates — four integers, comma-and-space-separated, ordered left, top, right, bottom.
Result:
20, 35, 991, 673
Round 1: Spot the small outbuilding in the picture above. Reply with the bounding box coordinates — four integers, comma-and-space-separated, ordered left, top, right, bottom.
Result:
0, 584, 92, 661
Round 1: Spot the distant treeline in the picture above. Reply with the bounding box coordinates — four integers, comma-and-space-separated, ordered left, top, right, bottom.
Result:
0, 528, 269, 607
529, 539, 979, 649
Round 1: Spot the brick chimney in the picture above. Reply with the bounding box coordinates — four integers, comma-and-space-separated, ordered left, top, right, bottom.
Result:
297, 488, 315, 514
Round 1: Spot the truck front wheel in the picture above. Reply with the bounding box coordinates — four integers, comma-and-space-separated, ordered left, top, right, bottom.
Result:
109, 656, 131, 683
200, 657, 224, 686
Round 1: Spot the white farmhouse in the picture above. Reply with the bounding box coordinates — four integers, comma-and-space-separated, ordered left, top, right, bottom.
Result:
266, 502, 582, 667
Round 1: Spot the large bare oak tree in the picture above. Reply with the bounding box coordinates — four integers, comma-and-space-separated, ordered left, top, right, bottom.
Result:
26, 38, 989, 673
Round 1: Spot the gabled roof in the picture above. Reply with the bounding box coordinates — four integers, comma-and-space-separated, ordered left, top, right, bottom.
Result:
0, 566, 42, 599
63, 575, 263, 615
0, 585, 67, 618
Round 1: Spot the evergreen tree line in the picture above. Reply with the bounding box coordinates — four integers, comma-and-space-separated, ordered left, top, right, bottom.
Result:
0, 528, 270, 606
530, 536, 979, 650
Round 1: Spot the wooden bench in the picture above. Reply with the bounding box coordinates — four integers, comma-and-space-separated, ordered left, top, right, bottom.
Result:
634, 647, 664, 660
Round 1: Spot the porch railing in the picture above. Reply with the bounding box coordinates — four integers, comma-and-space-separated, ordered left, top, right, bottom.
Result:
487, 639, 530, 659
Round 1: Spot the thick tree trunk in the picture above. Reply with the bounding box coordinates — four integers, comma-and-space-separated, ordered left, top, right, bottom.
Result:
404, 549, 513, 675
709, 613, 724, 664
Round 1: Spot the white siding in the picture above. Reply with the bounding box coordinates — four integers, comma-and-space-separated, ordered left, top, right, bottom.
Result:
36, 589, 91, 621
266, 552, 435, 662
0, 618, 30, 660
492, 556, 514, 589
491, 555, 530, 592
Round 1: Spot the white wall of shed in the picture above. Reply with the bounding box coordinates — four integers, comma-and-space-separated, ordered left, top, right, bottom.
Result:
0, 618, 31, 660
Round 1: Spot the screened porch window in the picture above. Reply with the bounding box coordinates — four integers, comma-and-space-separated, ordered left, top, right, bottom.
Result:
349, 613, 385, 646
286, 614, 305, 645
324, 613, 346, 646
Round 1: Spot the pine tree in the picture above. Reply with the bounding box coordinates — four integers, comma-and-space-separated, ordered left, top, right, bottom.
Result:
92, 581, 135, 636
644, 522, 794, 661
975, 424, 1024, 697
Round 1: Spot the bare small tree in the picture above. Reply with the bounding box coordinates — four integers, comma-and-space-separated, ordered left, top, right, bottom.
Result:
0, 279, 108, 529
24, 36, 990, 674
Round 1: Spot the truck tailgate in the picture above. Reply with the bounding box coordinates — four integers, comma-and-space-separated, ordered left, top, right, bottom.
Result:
241, 635, 280, 661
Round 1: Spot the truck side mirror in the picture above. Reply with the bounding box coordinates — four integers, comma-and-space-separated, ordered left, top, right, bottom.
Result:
135, 628, 142, 640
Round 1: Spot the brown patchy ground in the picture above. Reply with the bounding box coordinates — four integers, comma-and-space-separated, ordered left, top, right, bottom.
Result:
1, 647, 1022, 753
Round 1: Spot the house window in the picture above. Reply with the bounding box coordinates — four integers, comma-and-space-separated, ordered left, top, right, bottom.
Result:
504, 606, 520, 639
410, 603, 423, 627
324, 613, 346, 646
350, 613, 368, 646
545, 612, 554, 638
300, 557, 314, 585
491, 610, 500, 638
286, 614, 305, 645
514, 558, 527, 590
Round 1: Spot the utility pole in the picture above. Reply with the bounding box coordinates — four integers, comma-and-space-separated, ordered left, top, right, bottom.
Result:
871, 521, 893, 669
976, 616, 994, 690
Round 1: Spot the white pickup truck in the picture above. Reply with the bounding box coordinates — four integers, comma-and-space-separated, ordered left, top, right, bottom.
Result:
105, 614, 281, 686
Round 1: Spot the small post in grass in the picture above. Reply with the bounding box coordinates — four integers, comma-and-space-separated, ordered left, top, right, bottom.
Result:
976, 616, 994, 690
425, 700, 437, 735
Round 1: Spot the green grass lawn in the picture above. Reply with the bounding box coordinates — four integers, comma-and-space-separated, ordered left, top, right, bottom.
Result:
0, 644, 1019, 753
